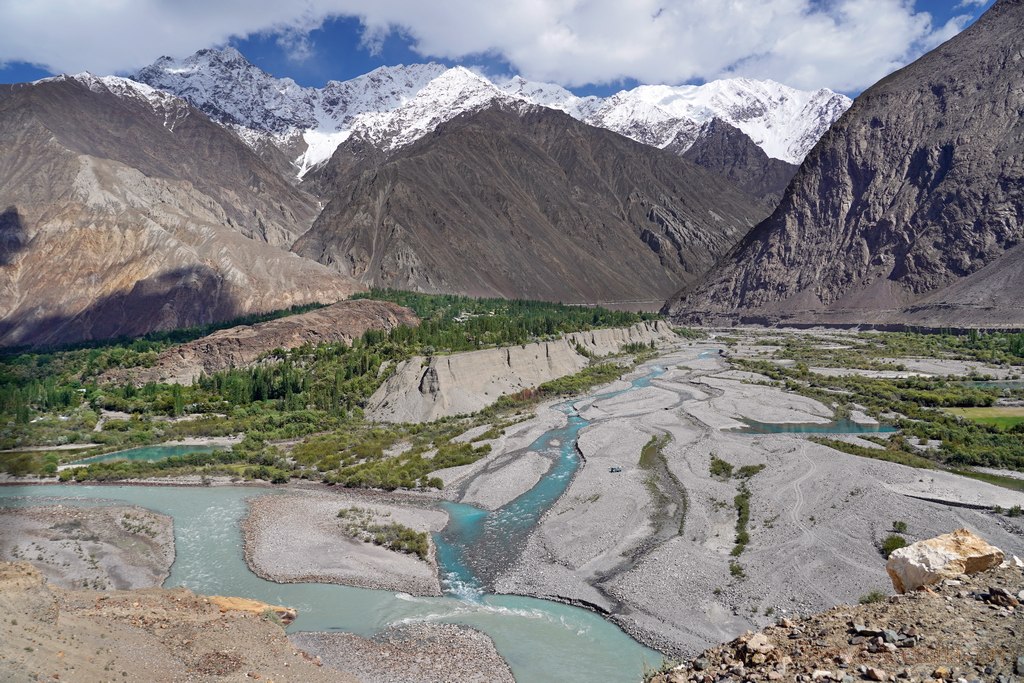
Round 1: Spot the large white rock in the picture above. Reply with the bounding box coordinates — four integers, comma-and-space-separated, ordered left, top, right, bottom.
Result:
886, 528, 1004, 593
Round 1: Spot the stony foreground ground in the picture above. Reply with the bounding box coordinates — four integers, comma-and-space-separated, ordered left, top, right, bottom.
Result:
0, 560, 515, 683
650, 564, 1024, 683
0, 561, 354, 683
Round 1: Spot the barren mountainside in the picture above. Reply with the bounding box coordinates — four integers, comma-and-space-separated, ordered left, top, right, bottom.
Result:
0, 76, 360, 348
679, 119, 799, 208
665, 0, 1024, 326
293, 104, 767, 307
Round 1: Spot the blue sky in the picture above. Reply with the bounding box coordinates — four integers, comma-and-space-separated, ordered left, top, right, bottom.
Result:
0, 1, 993, 96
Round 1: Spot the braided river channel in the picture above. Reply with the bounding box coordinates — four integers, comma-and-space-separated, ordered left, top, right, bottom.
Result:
0, 364, 674, 682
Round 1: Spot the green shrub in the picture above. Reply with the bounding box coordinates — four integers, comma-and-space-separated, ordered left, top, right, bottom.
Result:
709, 455, 733, 479
891, 520, 908, 533
337, 507, 430, 560
880, 534, 908, 558
859, 590, 887, 604
735, 464, 766, 478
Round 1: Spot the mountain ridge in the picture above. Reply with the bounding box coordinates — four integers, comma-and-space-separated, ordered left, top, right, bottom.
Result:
292, 102, 767, 306
664, 0, 1024, 327
0, 75, 361, 348
130, 48, 850, 174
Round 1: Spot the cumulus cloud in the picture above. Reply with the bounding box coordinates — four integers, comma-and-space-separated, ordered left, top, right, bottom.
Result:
0, 0, 979, 91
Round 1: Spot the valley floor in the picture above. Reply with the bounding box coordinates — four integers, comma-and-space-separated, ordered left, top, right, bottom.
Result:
3, 328, 1024, 679
454, 337, 1024, 656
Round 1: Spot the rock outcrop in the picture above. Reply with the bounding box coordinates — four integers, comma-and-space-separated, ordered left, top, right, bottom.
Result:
886, 528, 1005, 594
666, 0, 1024, 327
102, 299, 418, 386
294, 104, 766, 308
368, 321, 676, 422
651, 562, 1024, 683
208, 595, 297, 625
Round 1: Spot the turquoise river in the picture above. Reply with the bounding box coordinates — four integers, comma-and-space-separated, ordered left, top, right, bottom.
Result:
0, 364, 675, 682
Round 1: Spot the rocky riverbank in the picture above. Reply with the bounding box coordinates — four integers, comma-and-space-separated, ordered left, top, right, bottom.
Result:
0, 561, 356, 682
242, 489, 448, 595
291, 623, 515, 683
0, 504, 173, 590
367, 320, 677, 422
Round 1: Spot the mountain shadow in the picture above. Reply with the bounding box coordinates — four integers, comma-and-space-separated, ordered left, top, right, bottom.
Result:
0, 265, 244, 349
0, 207, 26, 266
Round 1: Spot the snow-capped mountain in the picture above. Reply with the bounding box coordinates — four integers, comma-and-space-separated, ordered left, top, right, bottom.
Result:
588, 80, 852, 162
37, 73, 194, 131
131, 48, 851, 176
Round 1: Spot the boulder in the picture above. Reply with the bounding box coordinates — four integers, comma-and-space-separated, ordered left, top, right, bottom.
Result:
208, 595, 297, 625
886, 529, 1004, 593
746, 633, 775, 654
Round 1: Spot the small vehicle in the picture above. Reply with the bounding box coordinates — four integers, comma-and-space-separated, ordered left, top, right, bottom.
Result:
609, 466, 622, 473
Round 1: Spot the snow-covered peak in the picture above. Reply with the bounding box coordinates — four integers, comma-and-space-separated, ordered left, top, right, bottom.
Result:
35, 72, 186, 112
345, 66, 514, 151
498, 76, 593, 115
590, 78, 852, 162
29, 72, 192, 132
291, 66, 511, 176
130, 48, 851, 174
317, 63, 449, 128
135, 47, 317, 133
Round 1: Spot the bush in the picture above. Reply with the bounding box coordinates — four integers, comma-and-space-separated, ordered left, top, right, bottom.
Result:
859, 590, 887, 604
337, 507, 430, 560
880, 534, 908, 558
735, 464, 766, 478
709, 455, 733, 479
891, 520, 908, 533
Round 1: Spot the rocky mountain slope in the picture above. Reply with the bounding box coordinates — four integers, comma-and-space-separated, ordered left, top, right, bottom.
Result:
102, 299, 418, 386
133, 48, 850, 174
293, 104, 767, 307
679, 119, 799, 207
0, 75, 360, 348
665, 0, 1024, 327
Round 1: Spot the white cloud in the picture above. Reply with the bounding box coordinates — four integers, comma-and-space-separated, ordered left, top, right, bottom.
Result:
0, 0, 979, 92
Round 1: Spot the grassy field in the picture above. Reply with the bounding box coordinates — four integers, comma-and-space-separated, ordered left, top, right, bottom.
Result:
733, 331, 1024, 474
944, 406, 1024, 429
